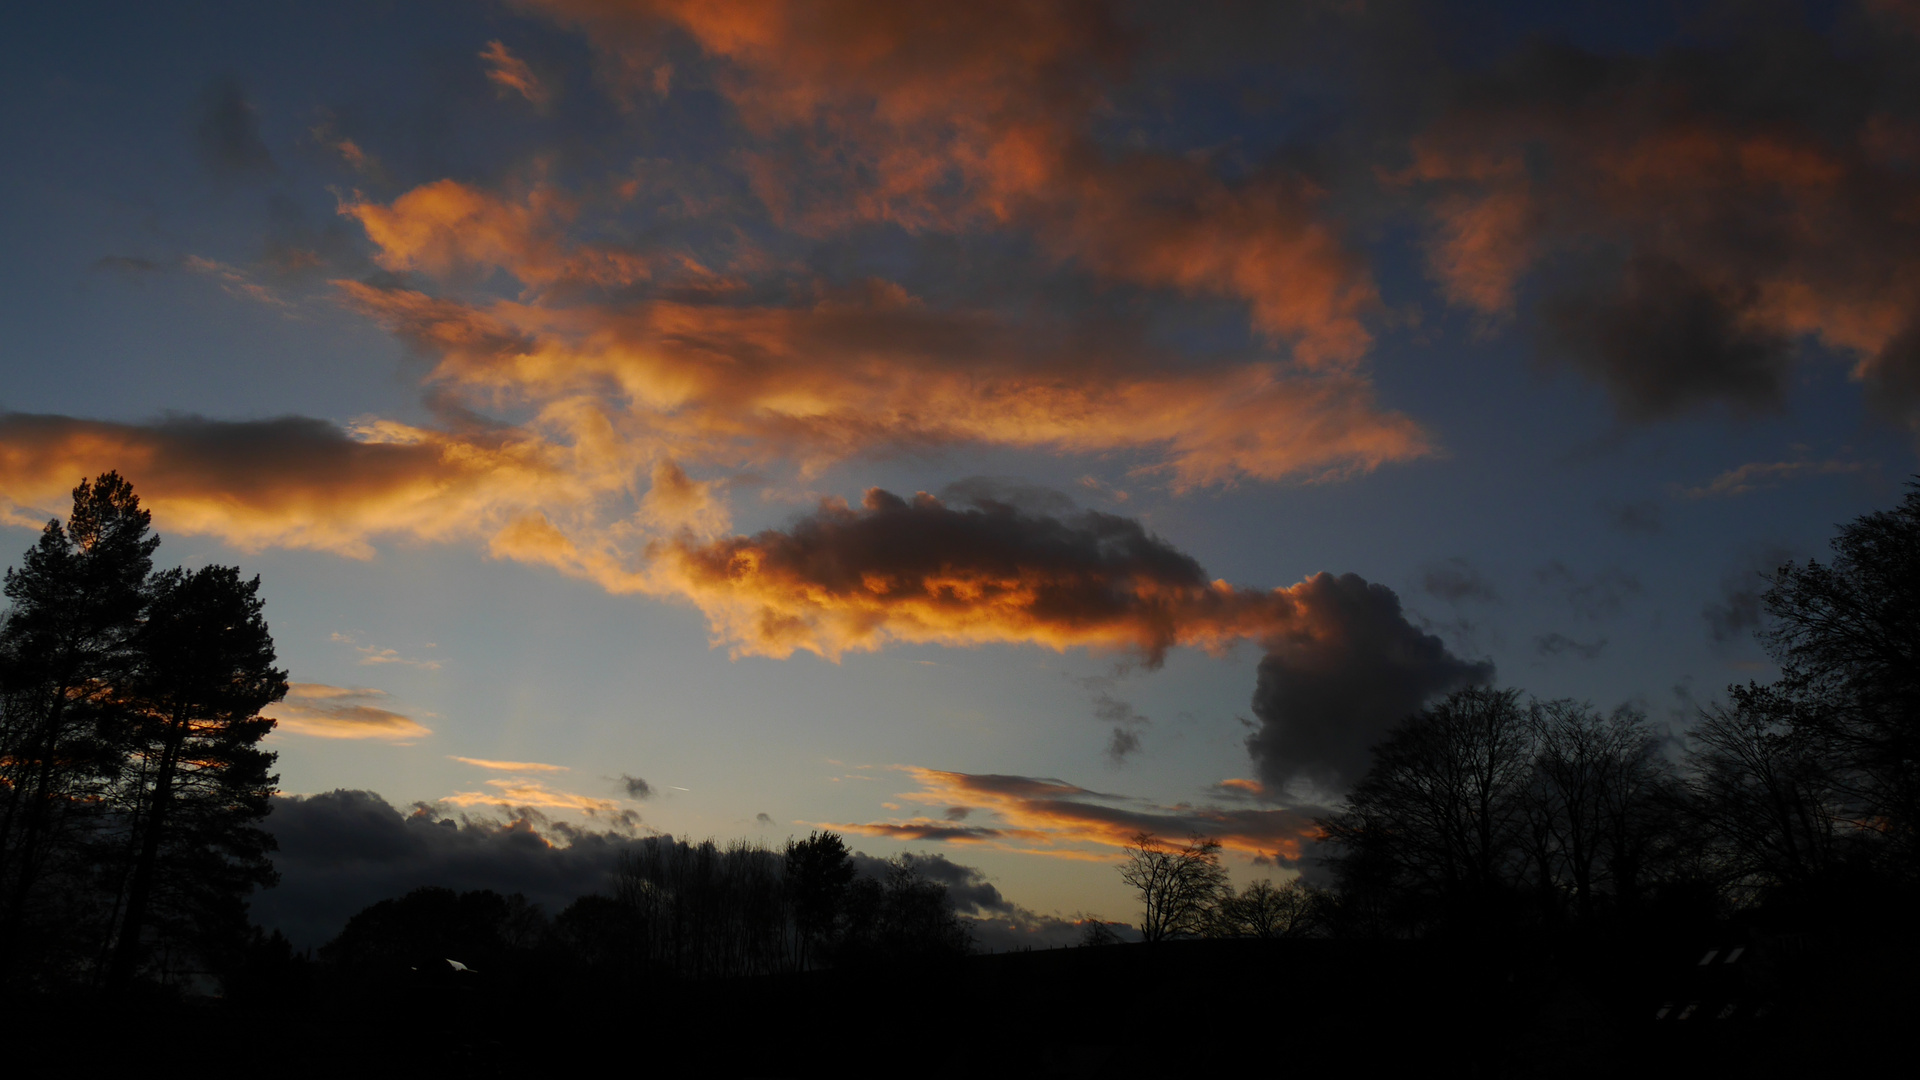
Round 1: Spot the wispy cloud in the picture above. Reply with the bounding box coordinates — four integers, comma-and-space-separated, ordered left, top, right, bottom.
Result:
332, 631, 441, 670
264, 683, 431, 741
480, 40, 551, 106
451, 756, 568, 773
833, 766, 1318, 861
1678, 458, 1869, 500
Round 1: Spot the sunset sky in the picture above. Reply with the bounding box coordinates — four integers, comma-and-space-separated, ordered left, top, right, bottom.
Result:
5, 0, 1917, 939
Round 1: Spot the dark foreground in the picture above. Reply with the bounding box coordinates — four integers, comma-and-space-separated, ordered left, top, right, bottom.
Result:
11, 922, 1913, 1079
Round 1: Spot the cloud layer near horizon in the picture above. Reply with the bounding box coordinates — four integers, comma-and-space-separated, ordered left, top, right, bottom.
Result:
256, 789, 1095, 951
836, 766, 1321, 861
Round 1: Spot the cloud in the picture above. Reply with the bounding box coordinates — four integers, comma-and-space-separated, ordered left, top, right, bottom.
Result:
0, 412, 599, 559
339, 181, 658, 290
1404, 21, 1920, 422
1603, 500, 1664, 535
305, 3, 1436, 509
196, 76, 275, 179
845, 847, 1105, 943
254, 790, 649, 948
526, 0, 1381, 367
1678, 458, 1870, 500
621, 774, 655, 799
1703, 546, 1797, 645
836, 767, 1320, 862
1091, 692, 1148, 764
651, 486, 1425, 665
264, 684, 431, 741
1535, 632, 1607, 661
480, 40, 552, 106
1535, 561, 1642, 621
755, 812, 773, 825
1246, 573, 1494, 793
452, 756, 568, 773
332, 631, 441, 670
1421, 557, 1499, 604
441, 778, 627, 815
90, 255, 163, 274
337, 274, 1426, 489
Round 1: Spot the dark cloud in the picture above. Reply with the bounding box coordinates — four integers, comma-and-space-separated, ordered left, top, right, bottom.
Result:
253, 790, 650, 949
1247, 573, 1493, 792
1259, 834, 1340, 890
1703, 582, 1764, 645
1536, 561, 1642, 620
659, 486, 1223, 663
1092, 691, 1149, 764
1535, 632, 1607, 660
1408, 18, 1920, 423
937, 476, 1080, 517
196, 76, 276, 179
621, 774, 654, 799
844, 849, 1107, 950
755, 812, 773, 825
845, 822, 1009, 843
1104, 726, 1143, 763
847, 851, 1009, 917
1421, 556, 1499, 603
1544, 256, 1794, 419
842, 767, 1317, 859
0, 411, 561, 557
943, 806, 971, 821
1703, 546, 1796, 645
90, 255, 163, 274
1603, 500, 1664, 535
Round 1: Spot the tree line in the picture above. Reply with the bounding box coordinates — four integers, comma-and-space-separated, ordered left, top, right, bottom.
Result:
0, 474, 284, 993
1117, 480, 1920, 942
315, 831, 972, 984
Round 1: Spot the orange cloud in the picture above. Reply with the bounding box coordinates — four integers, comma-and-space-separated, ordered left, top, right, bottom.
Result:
443, 778, 622, 814
480, 40, 551, 106
450, 756, 570, 772
647, 486, 1389, 662
340, 180, 660, 291
835, 767, 1316, 860
265, 684, 432, 741
340, 276, 1425, 487
0, 412, 628, 559
521, 0, 1379, 367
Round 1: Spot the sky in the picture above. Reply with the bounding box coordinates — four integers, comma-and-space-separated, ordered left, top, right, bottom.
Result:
4, 0, 1918, 944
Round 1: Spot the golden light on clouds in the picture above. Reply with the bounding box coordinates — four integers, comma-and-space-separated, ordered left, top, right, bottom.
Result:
834, 767, 1315, 861
264, 683, 432, 742
449, 756, 570, 773
442, 778, 623, 815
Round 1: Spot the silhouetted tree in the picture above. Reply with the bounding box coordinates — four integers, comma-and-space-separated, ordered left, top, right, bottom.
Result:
1209, 878, 1322, 938
0, 474, 286, 992
1319, 686, 1532, 933
0, 474, 156, 980
784, 830, 854, 969
615, 836, 791, 979
836, 854, 972, 965
105, 565, 285, 991
1758, 480, 1920, 870
324, 887, 545, 976
1120, 832, 1227, 942
1520, 700, 1680, 919
1685, 684, 1861, 900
